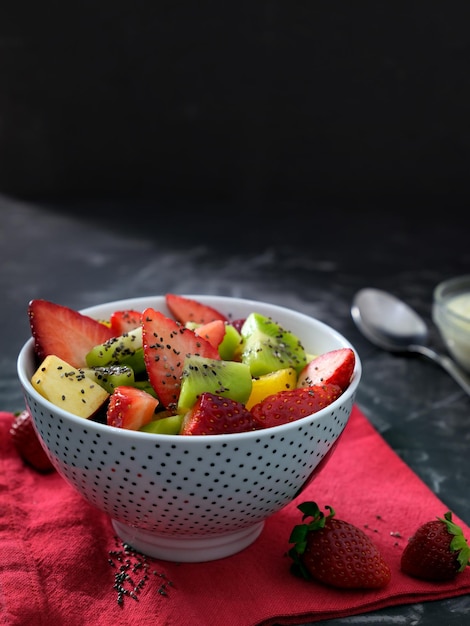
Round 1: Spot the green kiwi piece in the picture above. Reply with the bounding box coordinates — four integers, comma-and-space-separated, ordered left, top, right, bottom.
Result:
83, 365, 135, 394
140, 414, 183, 435
218, 324, 242, 360
240, 312, 307, 377
85, 327, 145, 374
118, 347, 146, 376
133, 380, 159, 398
177, 355, 252, 413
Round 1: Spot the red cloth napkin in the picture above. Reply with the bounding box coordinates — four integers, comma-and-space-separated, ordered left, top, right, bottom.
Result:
1, 406, 469, 626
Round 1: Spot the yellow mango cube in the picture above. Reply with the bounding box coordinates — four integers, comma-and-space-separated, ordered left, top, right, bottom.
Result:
245, 367, 297, 410
31, 354, 109, 418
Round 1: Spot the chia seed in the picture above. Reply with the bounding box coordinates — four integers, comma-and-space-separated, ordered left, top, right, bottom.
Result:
108, 537, 174, 607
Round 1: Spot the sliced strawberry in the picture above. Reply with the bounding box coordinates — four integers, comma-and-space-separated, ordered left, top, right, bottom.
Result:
106, 386, 160, 430
9, 409, 55, 473
251, 384, 343, 429
181, 392, 261, 435
28, 299, 115, 368
142, 308, 221, 411
109, 309, 142, 335
297, 348, 355, 392
194, 319, 226, 349
165, 293, 228, 324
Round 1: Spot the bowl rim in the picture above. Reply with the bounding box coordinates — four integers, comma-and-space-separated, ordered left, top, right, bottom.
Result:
17, 294, 361, 441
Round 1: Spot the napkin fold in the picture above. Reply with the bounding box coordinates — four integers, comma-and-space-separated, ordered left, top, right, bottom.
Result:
1, 406, 469, 626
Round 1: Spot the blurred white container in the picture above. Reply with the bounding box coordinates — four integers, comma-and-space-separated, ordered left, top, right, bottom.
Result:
433, 275, 470, 373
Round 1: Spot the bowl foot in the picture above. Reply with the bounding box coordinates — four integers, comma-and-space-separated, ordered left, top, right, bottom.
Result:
111, 520, 265, 562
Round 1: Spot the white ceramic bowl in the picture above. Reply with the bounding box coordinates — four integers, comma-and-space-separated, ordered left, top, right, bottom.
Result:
433, 275, 470, 373
17, 295, 361, 562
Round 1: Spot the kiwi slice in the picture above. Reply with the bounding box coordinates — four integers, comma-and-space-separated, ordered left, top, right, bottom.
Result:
140, 413, 183, 435
218, 323, 242, 360
177, 355, 252, 413
240, 312, 307, 377
84, 365, 135, 394
133, 380, 159, 398
85, 327, 146, 374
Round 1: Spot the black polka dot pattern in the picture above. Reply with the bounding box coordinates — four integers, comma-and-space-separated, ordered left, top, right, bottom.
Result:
24, 390, 355, 537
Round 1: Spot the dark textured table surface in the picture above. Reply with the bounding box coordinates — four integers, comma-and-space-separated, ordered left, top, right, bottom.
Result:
1, 194, 469, 624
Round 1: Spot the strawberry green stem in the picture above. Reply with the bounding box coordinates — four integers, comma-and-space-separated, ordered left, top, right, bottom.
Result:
438, 511, 470, 572
287, 501, 336, 580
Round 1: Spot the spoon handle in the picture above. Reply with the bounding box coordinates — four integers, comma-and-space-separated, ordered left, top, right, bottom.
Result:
411, 345, 470, 396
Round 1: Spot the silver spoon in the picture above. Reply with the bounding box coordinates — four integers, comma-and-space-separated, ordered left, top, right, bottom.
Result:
351, 287, 470, 396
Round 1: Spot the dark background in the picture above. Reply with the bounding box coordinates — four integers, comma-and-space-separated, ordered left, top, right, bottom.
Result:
1, 2, 469, 209
1, 6, 470, 623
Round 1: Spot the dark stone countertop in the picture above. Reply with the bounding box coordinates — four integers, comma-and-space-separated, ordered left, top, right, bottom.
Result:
1, 194, 469, 625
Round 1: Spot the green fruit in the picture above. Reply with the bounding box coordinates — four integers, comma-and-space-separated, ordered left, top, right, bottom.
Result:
140, 414, 183, 435
177, 355, 252, 413
85, 327, 146, 375
218, 324, 242, 360
84, 365, 135, 394
133, 380, 159, 398
240, 312, 307, 377
118, 347, 146, 376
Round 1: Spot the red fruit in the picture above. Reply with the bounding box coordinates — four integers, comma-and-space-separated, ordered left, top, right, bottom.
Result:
194, 319, 226, 349
288, 502, 391, 590
165, 293, 228, 324
9, 409, 55, 473
297, 348, 355, 392
401, 511, 470, 581
142, 308, 221, 411
28, 299, 115, 368
180, 392, 261, 435
250, 384, 342, 429
230, 318, 246, 333
109, 309, 142, 335
106, 386, 160, 430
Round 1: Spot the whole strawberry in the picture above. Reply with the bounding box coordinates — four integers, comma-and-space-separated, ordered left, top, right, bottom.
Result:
10, 409, 55, 473
288, 501, 391, 589
401, 511, 470, 581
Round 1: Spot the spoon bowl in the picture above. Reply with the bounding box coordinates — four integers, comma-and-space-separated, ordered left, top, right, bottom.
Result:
351, 289, 429, 351
351, 288, 470, 396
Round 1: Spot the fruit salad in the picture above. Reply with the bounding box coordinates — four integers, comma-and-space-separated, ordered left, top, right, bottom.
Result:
28, 294, 356, 435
